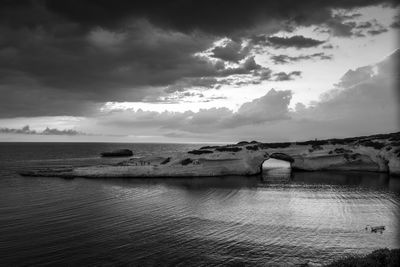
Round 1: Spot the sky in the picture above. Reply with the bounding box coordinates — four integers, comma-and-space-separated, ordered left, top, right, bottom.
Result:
0, 0, 399, 143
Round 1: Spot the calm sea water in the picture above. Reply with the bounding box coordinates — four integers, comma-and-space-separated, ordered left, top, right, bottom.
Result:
0, 143, 399, 266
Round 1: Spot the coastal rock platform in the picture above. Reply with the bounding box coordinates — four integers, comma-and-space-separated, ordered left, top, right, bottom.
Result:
20, 132, 400, 178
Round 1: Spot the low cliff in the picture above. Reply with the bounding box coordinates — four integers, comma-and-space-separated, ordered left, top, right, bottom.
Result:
20, 132, 400, 178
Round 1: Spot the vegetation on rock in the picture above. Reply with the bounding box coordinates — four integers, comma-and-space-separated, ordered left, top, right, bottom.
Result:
188, 149, 213, 155
180, 158, 193, 165
259, 142, 291, 149
215, 146, 242, 152
360, 141, 385, 150
334, 148, 353, 154
160, 157, 171, 165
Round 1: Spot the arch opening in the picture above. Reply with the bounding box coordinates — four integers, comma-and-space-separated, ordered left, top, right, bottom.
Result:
261, 157, 292, 182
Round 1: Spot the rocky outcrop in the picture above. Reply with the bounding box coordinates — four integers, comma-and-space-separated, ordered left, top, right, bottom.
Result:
20, 132, 400, 178
21, 149, 267, 178
100, 149, 133, 157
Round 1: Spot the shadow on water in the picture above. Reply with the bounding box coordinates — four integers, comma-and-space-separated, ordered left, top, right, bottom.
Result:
70, 170, 400, 194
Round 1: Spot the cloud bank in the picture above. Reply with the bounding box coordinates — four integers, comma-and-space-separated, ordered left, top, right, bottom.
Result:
0, 125, 84, 136
0, 0, 397, 119
86, 49, 398, 141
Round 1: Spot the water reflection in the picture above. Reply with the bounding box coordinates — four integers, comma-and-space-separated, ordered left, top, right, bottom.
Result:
262, 158, 292, 183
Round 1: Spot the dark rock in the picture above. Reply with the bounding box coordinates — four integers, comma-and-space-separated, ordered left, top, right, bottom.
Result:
100, 149, 133, 157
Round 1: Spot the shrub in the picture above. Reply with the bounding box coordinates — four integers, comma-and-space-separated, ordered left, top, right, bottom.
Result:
246, 145, 259, 151
200, 145, 218, 149
361, 141, 385, 150
329, 139, 347, 145
237, 141, 249, 145
160, 157, 171, 165
216, 146, 242, 152
180, 158, 193, 165
391, 141, 400, 147
312, 144, 323, 150
334, 148, 353, 154
344, 153, 360, 161
296, 140, 329, 146
188, 150, 213, 155
259, 142, 291, 149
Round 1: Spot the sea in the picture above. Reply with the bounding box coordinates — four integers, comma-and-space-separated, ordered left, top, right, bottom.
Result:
0, 142, 399, 266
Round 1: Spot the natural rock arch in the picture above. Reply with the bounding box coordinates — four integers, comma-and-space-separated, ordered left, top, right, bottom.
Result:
260, 153, 294, 174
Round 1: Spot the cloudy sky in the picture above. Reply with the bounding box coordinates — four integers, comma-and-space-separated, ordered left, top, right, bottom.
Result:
0, 0, 399, 142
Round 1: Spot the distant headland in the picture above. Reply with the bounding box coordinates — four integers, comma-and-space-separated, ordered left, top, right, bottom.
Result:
20, 132, 400, 178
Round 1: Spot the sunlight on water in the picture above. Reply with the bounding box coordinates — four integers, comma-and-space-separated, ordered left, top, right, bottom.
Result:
262, 158, 291, 182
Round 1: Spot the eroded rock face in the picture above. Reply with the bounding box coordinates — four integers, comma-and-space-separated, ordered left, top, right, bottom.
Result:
20, 132, 400, 178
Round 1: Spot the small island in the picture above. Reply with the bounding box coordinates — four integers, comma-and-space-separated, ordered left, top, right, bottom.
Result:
20, 132, 400, 178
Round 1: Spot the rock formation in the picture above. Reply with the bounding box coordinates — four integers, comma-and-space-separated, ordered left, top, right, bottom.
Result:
20, 132, 400, 178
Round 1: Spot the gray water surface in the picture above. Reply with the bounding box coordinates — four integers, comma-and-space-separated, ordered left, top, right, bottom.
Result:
0, 143, 399, 266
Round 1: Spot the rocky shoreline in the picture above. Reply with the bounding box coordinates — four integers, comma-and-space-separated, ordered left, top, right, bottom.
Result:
20, 132, 400, 178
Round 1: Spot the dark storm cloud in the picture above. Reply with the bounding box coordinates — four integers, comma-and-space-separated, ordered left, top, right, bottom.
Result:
273, 71, 302, 81
0, 0, 398, 118
322, 44, 335, 49
210, 40, 249, 62
391, 16, 400, 28
41, 0, 398, 35
0, 21, 218, 117
323, 16, 390, 37
164, 77, 219, 93
357, 21, 374, 29
367, 28, 388, 35
324, 19, 357, 37
271, 53, 333, 64
355, 19, 389, 35
266, 36, 325, 48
